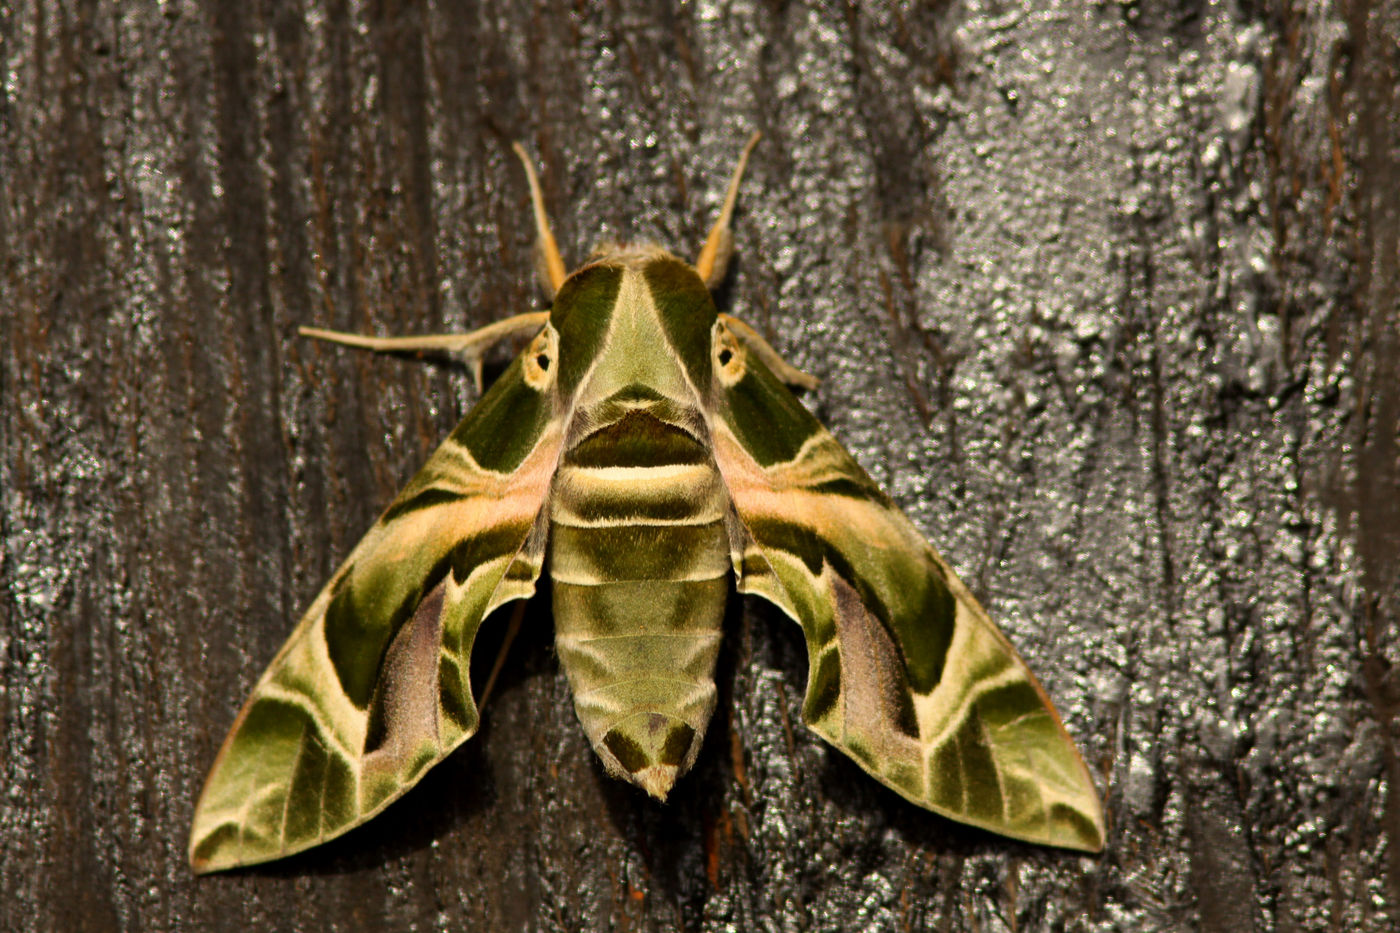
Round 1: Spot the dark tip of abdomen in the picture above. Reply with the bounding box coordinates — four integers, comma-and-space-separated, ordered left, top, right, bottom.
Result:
600, 713, 699, 800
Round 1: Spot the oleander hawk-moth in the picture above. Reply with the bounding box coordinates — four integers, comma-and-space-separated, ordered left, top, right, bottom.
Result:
189, 135, 1105, 873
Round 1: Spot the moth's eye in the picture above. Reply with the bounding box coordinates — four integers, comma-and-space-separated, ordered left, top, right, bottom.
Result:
712, 324, 745, 387
524, 327, 557, 388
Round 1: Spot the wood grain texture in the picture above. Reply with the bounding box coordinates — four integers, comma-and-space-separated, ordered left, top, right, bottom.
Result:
2, 1, 1397, 930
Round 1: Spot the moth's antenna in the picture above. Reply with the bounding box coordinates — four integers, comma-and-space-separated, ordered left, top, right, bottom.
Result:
695, 131, 761, 290
513, 141, 568, 295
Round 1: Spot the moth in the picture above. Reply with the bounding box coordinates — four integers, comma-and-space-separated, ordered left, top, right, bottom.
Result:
189, 135, 1105, 873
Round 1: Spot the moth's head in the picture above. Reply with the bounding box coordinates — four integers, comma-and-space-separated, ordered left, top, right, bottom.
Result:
514, 134, 760, 403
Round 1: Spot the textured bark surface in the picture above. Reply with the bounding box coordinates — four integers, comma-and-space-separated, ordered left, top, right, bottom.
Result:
3, 1, 1398, 930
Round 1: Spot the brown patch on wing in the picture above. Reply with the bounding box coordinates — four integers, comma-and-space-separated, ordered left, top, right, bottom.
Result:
362, 579, 447, 786
831, 573, 921, 743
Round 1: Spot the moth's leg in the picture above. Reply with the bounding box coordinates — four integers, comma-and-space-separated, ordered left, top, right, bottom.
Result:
300, 310, 550, 393
696, 132, 761, 289
719, 313, 819, 389
512, 142, 567, 296
477, 600, 528, 709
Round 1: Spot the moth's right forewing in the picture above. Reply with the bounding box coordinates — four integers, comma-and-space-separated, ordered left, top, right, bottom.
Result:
189, 351, 561, 873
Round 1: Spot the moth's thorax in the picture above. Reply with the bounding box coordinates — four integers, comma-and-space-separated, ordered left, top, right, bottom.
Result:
550, 254, 719, 407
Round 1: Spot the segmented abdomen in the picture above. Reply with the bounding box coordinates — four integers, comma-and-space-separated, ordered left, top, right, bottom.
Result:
547, 410, 729, 796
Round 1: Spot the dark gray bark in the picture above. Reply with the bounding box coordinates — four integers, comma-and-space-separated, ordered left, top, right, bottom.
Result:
3, 1, 1398, 930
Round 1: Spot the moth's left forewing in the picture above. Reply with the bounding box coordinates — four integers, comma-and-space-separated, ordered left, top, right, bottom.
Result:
710, 350, 1105, 853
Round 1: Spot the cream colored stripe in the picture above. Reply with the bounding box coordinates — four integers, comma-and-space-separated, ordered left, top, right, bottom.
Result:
563, 463, 712, 483
555, 461, 720, 497
551, 511, 722, 528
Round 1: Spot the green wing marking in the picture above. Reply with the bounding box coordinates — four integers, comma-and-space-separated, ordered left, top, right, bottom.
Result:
189, 355, 561, 872
712, 356, 1105, 852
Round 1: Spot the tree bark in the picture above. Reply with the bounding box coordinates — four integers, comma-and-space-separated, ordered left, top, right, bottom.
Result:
3, 1, 1397, 930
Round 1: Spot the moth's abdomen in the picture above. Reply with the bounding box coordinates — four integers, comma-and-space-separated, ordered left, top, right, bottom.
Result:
548, 411, 729, 799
